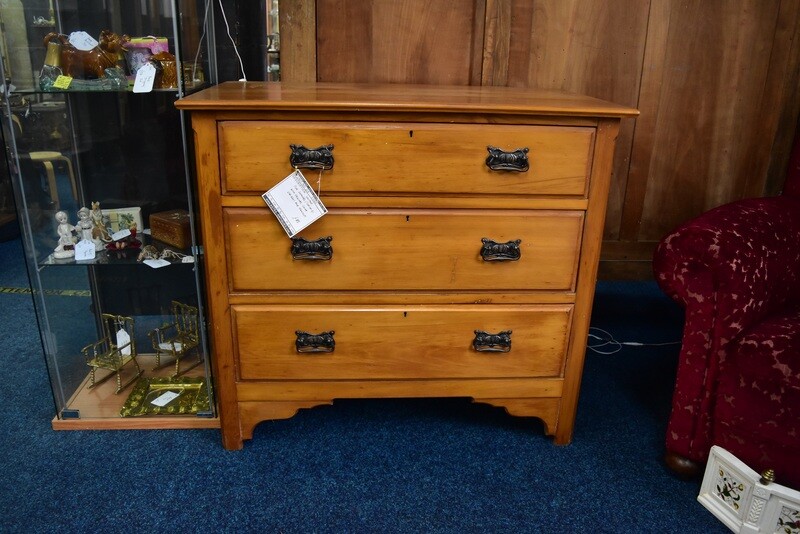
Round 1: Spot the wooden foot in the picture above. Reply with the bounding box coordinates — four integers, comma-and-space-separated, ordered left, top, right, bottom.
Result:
236, 400, 333, 443
473, 397, 560, 437
664, 450, 703, 479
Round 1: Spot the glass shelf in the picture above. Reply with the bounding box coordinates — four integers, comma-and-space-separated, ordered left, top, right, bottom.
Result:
40, 236, 195, 267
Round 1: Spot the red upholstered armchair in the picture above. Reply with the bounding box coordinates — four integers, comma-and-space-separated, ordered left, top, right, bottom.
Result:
653, 141, 800, 488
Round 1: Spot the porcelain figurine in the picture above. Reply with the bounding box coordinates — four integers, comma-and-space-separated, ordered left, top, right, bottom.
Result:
76, 206, 103, 251
53, 210, 76, 259
90, 201, 112, 243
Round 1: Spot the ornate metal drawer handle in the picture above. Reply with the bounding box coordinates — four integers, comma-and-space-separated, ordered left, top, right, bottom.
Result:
291, 236, 333, 260
473, 330, 512, 353
480, 238, 522, 261
295, 330, 335, 353
289, 144, 334, 170
485, 146, 529, 172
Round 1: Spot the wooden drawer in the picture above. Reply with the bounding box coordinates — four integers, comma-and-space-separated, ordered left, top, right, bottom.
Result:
219, 121, 594, 196
233, 304, 572, 380
224, 208, 583, 292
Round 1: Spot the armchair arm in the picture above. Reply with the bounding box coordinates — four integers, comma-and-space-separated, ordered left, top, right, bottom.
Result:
147, 323, 178, 349
655, 196, 800, 342
81, 337, 111, 362
653, 195, 800, 461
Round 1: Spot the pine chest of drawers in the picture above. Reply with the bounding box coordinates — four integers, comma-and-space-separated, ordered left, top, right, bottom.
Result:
177, 82, 637, 450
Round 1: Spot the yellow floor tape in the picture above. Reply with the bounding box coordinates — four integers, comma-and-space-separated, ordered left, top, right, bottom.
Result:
0, 287, 90, 296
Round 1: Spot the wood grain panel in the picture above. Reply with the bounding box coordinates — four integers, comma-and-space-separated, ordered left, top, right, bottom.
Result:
755, 0, 800, 198
316, 0, 484, 84
494, 0, 650, 241
636, 0, 786, 240
279, 0, 317, 82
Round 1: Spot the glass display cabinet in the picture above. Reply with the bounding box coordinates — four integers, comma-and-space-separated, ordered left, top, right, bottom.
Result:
0, 0, 218, 428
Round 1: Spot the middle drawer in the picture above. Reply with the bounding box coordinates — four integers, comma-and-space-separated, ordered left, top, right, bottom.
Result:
224, 208, 584, 292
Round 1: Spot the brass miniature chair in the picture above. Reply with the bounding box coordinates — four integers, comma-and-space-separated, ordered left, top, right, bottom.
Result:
83, 313, 143, 394
149, 301, 202, 378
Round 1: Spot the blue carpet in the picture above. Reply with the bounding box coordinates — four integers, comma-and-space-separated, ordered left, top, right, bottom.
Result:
0, 236, 726, 532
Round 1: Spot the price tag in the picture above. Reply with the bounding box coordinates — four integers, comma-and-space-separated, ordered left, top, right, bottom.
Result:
74, 240, 96, 261
68, 31, 99, 51
149, 390, 181, 407
116, 328, 131, 356
110, 228, 131, 241
262, 170, 327, 238
52, 75, 73, 90
132, 63, 156, 93
181, 256, 195, 263
143, 258, 171, 269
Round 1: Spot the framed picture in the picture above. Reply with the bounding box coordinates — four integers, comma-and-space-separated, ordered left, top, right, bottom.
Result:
103, 207, 143, 234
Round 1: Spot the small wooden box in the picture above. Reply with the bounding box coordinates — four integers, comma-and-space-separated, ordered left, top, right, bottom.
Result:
149, 209, 191, 249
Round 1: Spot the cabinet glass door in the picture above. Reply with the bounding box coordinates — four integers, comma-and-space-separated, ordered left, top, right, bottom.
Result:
0, 0, 216, 427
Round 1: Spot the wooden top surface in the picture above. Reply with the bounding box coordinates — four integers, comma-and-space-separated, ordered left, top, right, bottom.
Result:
176, 82, 639, 118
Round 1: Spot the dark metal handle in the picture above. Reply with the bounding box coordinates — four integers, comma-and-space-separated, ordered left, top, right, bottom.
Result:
289, 144, 334, 170
295, 330, 335, 353
291, 236, 333, 261
473, 330, 512, 353
480, 238, 522, 262
485, 146, 529, 172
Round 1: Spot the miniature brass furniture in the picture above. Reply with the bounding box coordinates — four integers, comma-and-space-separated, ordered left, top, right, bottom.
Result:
149, 300, 202, 377
83, 313, 143, 394
653, 137, 800, 488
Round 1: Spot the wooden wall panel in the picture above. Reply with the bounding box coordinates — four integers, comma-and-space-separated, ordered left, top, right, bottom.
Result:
315, 0, 485, 85
279, 0, 317, 83
282, 0, 800, 277
484, 0, 650, 241
636, 0, 789, 241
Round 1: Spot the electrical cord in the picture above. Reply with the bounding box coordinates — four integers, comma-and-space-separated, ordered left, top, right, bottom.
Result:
217, 0, 248, 81
190, 0, 212, 83
587, 327, 681, 355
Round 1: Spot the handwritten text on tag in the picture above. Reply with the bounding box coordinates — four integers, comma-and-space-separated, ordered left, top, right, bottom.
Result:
262, 170, 327, 238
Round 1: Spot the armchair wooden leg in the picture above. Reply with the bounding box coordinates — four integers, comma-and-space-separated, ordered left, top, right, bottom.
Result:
664, 450, 703, 479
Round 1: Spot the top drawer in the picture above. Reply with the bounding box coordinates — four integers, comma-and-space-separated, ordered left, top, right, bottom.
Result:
219, 121, 594, 197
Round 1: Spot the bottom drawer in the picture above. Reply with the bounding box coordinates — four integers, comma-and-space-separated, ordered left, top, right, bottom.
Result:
233, 304, 573, 380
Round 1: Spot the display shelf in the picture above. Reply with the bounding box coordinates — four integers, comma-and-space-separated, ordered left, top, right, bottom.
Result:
40, 236, 195, 267
10, 83, 211, 96
52, 354, 217, 430
0, 0, 218, 430
52, 354, 219, 430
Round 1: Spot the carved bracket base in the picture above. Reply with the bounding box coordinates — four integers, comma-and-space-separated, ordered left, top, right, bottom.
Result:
225, 396, 563, 449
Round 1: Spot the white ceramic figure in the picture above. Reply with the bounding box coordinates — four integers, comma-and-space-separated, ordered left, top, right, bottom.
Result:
76, 206, 103, 250
53, 210, 77, 258
90, 201, 112, 243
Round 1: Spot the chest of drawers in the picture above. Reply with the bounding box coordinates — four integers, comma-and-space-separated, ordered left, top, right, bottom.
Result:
177, 82, 637, 450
